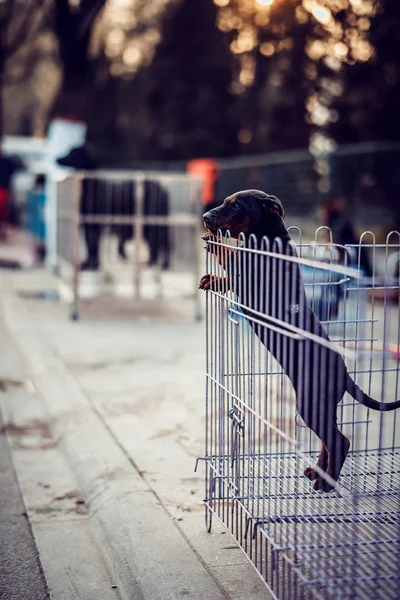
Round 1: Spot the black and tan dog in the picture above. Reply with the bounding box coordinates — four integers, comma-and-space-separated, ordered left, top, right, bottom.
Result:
199, 189, 400, 492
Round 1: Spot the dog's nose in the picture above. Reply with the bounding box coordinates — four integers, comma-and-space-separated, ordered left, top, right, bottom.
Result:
203, 212, 211, 224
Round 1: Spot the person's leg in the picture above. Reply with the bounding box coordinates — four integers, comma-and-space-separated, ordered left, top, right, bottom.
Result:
81, 223, 101, 270
0, 189, 8, 240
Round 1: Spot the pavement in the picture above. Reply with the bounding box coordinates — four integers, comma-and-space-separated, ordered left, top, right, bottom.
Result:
0, 327, 49, 600
0, 265, 269, 600
0, 227, 37, 269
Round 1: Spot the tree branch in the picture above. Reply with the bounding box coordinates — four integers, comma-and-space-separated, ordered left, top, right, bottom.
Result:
3, 0, 49, 58
0, 0, 15, 30
77, 0, 107, 40
3, 54, 38, 87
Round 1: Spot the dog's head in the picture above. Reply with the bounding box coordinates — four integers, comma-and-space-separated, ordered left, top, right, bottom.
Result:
203, 189, 285, 241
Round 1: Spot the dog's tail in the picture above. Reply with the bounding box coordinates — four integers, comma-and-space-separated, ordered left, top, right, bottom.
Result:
346, 374, 400, 411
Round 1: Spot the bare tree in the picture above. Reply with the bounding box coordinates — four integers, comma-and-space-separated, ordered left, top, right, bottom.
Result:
50, 0, 106, 124
0, 0, 49, 139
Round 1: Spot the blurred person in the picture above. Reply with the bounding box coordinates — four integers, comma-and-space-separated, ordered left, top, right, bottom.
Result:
0, 152, 24, 239
56, 145, 99, 269
116, 179, 171, 270
320, 197, 373, 277
187, 158, 220, 210
57, 146, 171, 270
314, 197, 373, 320
26, 174, 47, 263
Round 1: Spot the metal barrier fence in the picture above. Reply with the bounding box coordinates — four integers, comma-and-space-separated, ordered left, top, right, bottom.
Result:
56, 171, 203, 319
215, 142, 400, 232
197, 227, 400, 599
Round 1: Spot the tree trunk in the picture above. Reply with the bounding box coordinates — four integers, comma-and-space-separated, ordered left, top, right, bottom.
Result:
47, 0, 106, 128
49, 72, 93, 125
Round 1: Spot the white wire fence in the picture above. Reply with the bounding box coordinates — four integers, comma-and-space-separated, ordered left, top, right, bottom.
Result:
197, 227, 400, 599
55, 170, 203, 319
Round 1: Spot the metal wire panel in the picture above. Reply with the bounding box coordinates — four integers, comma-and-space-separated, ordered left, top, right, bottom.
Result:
55, 171, 203, 319
198, 228, 400, 599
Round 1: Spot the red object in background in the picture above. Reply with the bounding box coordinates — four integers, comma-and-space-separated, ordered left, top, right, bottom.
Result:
0, 188, 8, 222
187, 159, 219, 207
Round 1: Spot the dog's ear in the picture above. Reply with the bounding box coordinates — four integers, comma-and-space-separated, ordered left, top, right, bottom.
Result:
262, 199, 285, 220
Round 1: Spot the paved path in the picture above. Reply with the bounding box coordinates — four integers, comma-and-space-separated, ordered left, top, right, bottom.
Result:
0, 268, 268, 600
0, 323, 49, 600
0, 227, 36, 268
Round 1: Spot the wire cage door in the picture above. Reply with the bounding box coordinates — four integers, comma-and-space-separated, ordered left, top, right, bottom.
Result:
198, 229, 400, 600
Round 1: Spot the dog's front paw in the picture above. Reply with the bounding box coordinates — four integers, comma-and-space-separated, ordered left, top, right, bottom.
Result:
199, 274, 211, 290
199, 274, 230, 293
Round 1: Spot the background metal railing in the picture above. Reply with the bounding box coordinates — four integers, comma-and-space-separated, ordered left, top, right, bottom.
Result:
55, 170, 203, 320
214, 142, 400, 236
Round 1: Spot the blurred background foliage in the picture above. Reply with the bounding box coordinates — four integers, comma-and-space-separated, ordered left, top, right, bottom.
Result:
1, 0, 399, 166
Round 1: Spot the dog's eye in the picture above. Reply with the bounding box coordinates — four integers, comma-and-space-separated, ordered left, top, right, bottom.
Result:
230, 202, 243, 213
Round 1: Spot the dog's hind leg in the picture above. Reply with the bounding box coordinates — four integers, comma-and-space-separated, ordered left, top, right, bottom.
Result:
298, 400, 350, 491
304, 444, 329, 481
313, 426, 350, 492
161, 227, 171, 270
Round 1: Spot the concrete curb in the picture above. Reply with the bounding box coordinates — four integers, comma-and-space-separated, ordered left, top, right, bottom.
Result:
0, 374, 51, 600
1, 290, 228, 600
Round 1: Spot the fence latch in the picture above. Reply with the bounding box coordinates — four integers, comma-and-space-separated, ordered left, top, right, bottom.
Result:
229, 406, 244, 467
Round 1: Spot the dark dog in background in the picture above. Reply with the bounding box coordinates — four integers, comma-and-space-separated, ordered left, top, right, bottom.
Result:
199, 189, 400, 491
57, 146, 171, 270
